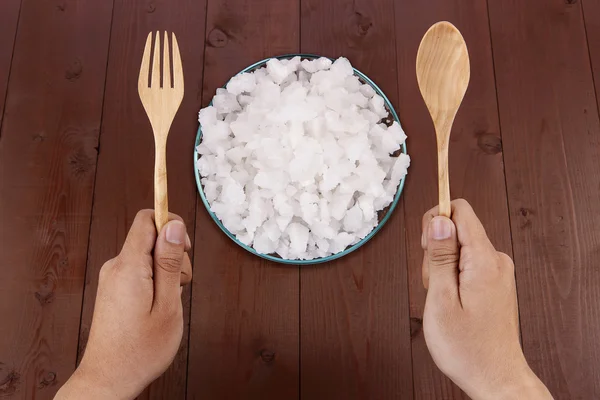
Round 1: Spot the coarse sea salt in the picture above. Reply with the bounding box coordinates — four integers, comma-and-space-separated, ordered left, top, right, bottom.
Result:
197, 57, 410, 260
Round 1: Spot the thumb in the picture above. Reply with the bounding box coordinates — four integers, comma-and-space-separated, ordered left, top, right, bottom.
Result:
426, 216, 460, 301
153, 220, 186, 307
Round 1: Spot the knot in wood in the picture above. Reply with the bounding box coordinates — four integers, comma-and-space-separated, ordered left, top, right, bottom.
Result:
208, 29, 228, 48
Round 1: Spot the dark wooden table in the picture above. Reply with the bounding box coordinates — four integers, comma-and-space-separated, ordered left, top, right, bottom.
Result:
1, 0, 600, 398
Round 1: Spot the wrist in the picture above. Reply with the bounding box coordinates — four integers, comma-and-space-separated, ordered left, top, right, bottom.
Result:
55, 368, 115, 400
498, 371, 553, 400
470, 367, 553, 400
55, 363, 133, 400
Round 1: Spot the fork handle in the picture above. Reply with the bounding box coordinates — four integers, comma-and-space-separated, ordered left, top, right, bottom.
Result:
154, 140, 169, 233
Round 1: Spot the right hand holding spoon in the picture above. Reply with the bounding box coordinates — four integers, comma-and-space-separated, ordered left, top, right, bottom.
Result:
421, 199, 553, 400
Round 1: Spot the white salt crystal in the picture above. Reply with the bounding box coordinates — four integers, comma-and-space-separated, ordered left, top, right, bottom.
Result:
203, 180, 220, 203
226, 72, 257, 95
276, 243, 290, 259
373, 194, 394, 211
379, 133, 400, 155
210, 201, 227, 216
387, 121, 407, 146
301, 57, 333, 73
390, 153, 411, 187
320, 166, 341, 192
331, 191, 354, 221
359, 84, 376, 98
285, 185, 298, 197
344, 75, 361, 93
300, 200, 319, 225
330, 57, 354, 78
237, 231, 254, 246
316, 238, 330, 253
319, 198, 330, 223
225, 146, 247, 164
325, 87, 351, 114
339, 134, 369, 162
230, 169, 250, 187
273, 193, 294, 217
343, 204, 363, 232
223, 214, 244, 234
267, 58, 292, 84
254, 170, 288, 191
238, 94, 253, 107
196, 156, 214, 177
221, 179, 245, 206
330, 232, 356, 253
357, 195, 375, 221
348, 92, 369, 108
275, 215, 292, 232
369, 94, 387, 118
203, 120, 230, 142
213, 88, 241, 114
288, 223, 309, 254
198, 106, 219, 127
286, 56, 302, 72
311, 221, 337, 240
298, 70, 310, 83
253, 229, 278, 254
356, 217, 378, 240
242, 215, 261, 234
360, 109, 381, 126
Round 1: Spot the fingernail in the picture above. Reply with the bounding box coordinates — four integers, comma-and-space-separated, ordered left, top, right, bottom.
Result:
431, 217, 452, 240
185, 233, 192, 249
166, 220, 186, 245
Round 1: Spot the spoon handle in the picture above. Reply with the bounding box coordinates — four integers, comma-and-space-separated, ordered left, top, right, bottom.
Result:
437, 135, 451, 218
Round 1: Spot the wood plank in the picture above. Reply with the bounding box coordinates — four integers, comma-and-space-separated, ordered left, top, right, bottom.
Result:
76, 1, 207, 399
583, 0, 600, 113
488, 0, 600, 397
187, 0, 300, 399
394, 1, 513, 398
0, 0, 113, 398
299, 1, 413, 398
0, 0, 21, 129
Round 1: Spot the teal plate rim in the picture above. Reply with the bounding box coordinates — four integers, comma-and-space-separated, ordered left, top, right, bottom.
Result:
194, 54, 408, 265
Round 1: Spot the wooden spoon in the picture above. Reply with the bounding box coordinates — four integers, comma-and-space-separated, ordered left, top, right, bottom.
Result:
416, 22, 470, 217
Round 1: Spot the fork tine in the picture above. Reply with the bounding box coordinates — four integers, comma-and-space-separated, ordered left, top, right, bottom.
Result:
151, 31, 161, 88
163, 32, 171, 89
138, 32, 152, 91
172, 33, 184, 90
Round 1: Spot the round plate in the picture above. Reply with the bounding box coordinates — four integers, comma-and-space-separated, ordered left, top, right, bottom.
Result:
194, 54, 408, 265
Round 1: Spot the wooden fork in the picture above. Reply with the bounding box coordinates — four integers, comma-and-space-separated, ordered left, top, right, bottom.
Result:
138, 31, 184, 233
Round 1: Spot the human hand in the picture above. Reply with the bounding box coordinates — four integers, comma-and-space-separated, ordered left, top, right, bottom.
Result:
55, 210, 193, 400
421, 199, 552, 400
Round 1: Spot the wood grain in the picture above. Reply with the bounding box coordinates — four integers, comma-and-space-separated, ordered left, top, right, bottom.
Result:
76, 1, 207, 399
300, 1, 413, 398
0, 0, 113, 398
0, 0, 22, 130
395, 1, 513, 398
488, 0, 600, 397
187, 0, 300, 398
582, 0, 600, 115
